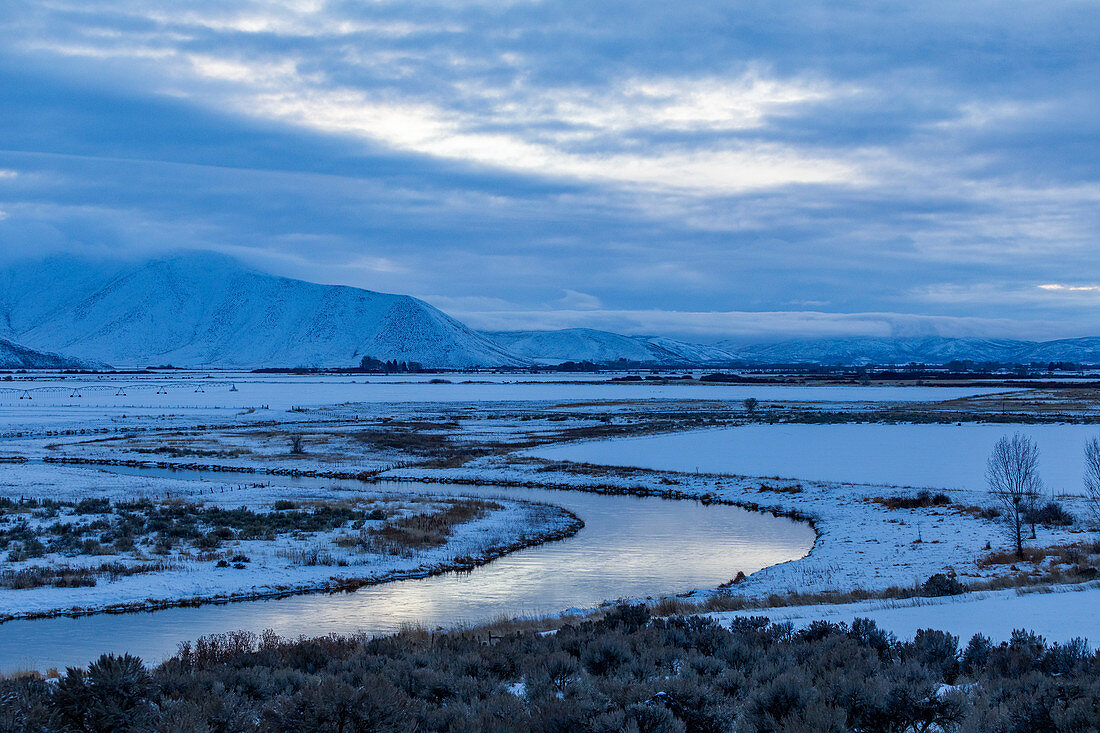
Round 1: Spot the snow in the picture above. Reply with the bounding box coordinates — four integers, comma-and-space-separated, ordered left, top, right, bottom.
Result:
0, 372, 1014, 416
0, 338, 91, 370
0, 253, 526, 369
527, 422, 1100, 492
484, 328, 736, 364
0, 463, 578, 620
1, 376, 1094, 666
710, 583, 1100, 644
426, 452, 1090, 602
721, 335, 1100, 366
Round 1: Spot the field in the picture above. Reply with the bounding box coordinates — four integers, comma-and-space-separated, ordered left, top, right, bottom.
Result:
3, 373, 1100, 689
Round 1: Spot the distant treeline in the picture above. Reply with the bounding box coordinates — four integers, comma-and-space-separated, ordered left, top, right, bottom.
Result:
4, 604, 1097, 732
253, 357, 433, 375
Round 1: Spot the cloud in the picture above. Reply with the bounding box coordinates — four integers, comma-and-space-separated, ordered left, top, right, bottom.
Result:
1037, 283, 1100, 293
0, 0, 1098, 340
555, 289, 603, 310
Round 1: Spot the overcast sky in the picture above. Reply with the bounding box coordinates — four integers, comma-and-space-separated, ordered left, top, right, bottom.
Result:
1, 1, 1098, 342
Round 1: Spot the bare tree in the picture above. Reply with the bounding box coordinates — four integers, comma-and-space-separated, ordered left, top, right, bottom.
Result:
986, 433, 1042, 559
743, 397, 759, 416
289, 435, 305, 455
1084, 437, 1100, 526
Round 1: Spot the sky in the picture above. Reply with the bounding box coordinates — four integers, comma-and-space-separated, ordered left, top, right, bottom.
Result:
0, 0, 1098, 343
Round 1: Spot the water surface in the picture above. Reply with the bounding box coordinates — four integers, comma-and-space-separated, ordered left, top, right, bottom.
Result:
529, 422, 1100, 491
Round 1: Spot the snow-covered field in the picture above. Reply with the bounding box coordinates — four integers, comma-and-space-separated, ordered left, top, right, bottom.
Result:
527, 422, 1100, 492
0, 371, 1014, 413
3, 373, 1099, 670
0, 463, 578, 620
712, 583, 1100, 644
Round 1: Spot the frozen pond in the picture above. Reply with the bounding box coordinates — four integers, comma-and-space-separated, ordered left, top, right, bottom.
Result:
528, 422, 1100, 492
0, 472, 813, 672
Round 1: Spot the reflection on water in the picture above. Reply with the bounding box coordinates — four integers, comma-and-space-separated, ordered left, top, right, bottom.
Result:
0, 475, 814, 671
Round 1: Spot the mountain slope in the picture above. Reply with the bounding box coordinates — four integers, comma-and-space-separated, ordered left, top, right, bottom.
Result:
0, 338, 93, 369
721, 337, 1036, 366
485, 331, 1100, 367
1016, 338, 1100, 364
483, 328, 736, 365
0, 254, 527, 368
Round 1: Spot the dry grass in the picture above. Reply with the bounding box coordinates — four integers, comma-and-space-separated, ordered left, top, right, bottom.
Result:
0, 560, 179, 589
355, 499, 501, 555
757, 483, 803, 495
870, 490, 952, 510
647, 561, 1100, 618
977, 540, 1100, 570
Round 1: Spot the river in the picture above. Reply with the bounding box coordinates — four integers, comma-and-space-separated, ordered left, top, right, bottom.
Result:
0, 469, 814, 671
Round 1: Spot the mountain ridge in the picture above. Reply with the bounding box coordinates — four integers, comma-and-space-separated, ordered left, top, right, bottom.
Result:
5, 253, 1100, 369
0, 337, 95, 370
486, 330, 1100, 367
0, 253, 527, 369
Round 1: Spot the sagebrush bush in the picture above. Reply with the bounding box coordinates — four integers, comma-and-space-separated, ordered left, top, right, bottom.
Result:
921, 572, 966, 597
2, 605, 1099, 732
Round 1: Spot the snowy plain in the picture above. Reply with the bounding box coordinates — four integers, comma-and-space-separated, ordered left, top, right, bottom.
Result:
2, 371, 1095, 671
0, 463, 580, 621
0, 371, 1014, 411
712, 583, 1100, 644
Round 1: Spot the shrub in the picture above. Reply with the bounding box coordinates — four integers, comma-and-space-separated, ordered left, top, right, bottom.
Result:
921, 573, 966, 597
908, 629, 960, 683
1026, 501, 1075, 527
7, 538, 47, 561
582, 637, 631, 676
4, 609, 1100, 731
73, 498, 111, 515
51, 654, 154, 732
961, 634, 993, 676
876, 490, 952, 510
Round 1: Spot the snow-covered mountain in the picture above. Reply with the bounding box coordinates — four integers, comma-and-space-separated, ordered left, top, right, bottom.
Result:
482, 331, 1100, 367
0, 337, 93, 369
5, 252, 1100, 369
1017, 338, 1100, 364
721, 337, 1036, 366
722, 337, 1100, 366
0, 254, 527, 368
483, 328, 736, 365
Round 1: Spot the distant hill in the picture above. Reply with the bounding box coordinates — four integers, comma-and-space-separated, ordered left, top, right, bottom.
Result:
483, 328, 736, 365
1018, 338, 1100, 364
484, 331, 1100, 367
0, 253, 527, 368
0, 337, 93, 369
720, 337, 1033, 366
722, 337, 1100, 366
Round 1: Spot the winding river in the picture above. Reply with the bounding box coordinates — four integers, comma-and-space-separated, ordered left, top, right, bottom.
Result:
0, 470, 814, 672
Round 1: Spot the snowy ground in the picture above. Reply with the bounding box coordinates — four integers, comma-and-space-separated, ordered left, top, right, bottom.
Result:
398, 453, 1097, 599
4, 375, 1100, 647
0, 463, 578, 620
0, 372, 1018, 435
709, 583, 1100, 644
